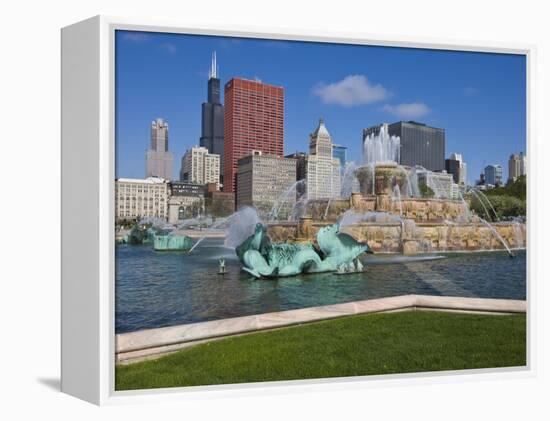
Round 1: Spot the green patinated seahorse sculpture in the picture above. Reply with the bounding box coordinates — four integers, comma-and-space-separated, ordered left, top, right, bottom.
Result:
236, 222, 372, 279
236, 223, 271, 263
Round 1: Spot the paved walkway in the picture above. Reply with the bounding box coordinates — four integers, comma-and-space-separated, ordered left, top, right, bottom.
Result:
116, 294, 526, 363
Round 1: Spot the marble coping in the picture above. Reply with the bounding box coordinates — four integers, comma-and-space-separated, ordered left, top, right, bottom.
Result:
116, 295, 526, 363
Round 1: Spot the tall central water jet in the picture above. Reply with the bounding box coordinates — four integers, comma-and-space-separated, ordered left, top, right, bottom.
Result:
362, 123, 400, 165
353, 123, 404, 198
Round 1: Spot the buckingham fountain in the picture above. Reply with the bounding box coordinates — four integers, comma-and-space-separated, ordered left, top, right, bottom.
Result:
259, 124, 525, 269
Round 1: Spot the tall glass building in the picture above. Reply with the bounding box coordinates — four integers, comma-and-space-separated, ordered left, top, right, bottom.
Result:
388, 121, 445, 171
332, 144, 347, 168
484, 164, 503, 186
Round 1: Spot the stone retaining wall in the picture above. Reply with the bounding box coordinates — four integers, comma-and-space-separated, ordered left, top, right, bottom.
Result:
267, 220, 526, 254
305, 194, 466, 223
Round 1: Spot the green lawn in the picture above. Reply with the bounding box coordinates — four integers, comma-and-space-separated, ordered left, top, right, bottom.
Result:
116, 311, 526, 391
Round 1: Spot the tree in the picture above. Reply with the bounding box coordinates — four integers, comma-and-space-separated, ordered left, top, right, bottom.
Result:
470, 176, 526, 220
469, 194, 525, 221
419, 183, 435, 198
486, 175, 526, 200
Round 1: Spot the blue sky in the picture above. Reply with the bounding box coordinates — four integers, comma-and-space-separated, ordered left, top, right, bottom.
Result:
115, 30, 526, 184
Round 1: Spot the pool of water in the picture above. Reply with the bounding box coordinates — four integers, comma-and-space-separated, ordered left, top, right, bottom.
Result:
115, 239, 526, 333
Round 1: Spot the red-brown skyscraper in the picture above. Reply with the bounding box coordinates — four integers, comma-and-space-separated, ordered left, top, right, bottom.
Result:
224, 78, 284, 193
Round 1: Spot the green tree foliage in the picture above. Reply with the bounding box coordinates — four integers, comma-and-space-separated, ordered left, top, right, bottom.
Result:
469, 194, 526, 221
470, 176, 526, 220
486, 175, 526, 200
419, 183, 435, 198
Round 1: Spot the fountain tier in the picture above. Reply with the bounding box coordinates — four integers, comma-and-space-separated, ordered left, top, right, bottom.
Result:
267, 220, 525, 255
267, 163, 525, 255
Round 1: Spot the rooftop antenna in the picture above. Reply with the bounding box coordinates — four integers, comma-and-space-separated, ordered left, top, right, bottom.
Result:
210, 51, 218, 79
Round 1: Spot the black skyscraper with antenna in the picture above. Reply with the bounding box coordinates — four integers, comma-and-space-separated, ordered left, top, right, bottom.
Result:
200, 51, 224, 183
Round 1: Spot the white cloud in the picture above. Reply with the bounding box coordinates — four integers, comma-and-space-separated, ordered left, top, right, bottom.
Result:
383, 102, 430, 119
313, 75, 390, 107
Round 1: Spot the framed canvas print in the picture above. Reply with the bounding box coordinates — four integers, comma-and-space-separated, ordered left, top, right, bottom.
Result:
61, 15, 532, 405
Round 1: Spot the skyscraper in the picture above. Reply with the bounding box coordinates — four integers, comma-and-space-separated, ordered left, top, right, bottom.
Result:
223, 78, 284, 193
508, 152, 526, 183
236, 150, 297, 219
146, 118, 174, 180
332, 144, 347, 168
200, 52, 224, 181
304, 119, 341, 200
180, 146, 220, 186
508, 153, 521, 183
387, 121, 445, 171
520, 152, 527, 177
445, 152, 468, 186
484, 164, 503, 186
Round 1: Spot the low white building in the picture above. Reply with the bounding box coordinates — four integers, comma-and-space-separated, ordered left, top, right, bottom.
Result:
115, 177, 169, 222
167, 181, 205, 223
417, 169, 455, 200
450, 183, 460, 200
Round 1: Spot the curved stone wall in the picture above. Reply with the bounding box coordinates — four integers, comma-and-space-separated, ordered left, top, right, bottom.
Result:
267, 220, 526, 255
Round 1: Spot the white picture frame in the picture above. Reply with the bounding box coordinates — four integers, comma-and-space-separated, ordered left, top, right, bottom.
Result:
61, 15, 535, 405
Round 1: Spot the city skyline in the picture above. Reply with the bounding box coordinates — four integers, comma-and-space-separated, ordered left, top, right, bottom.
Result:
115, 30, 526, 184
